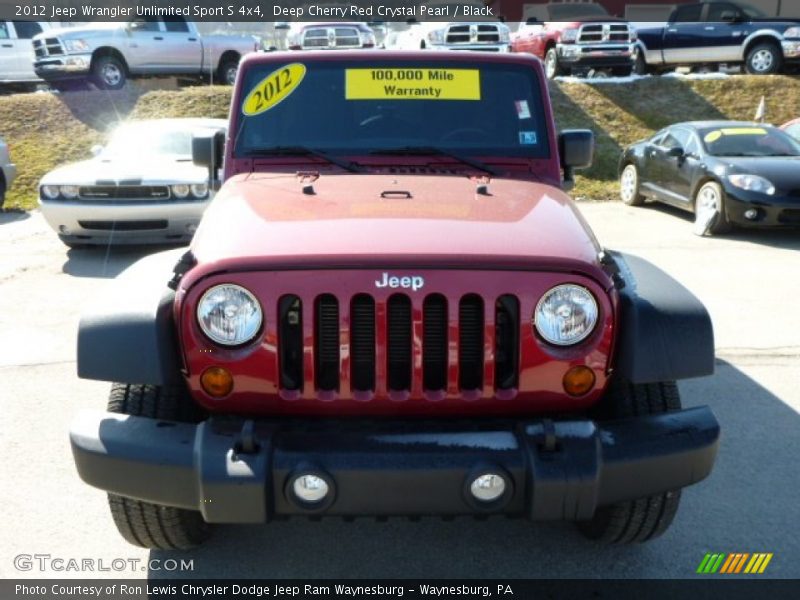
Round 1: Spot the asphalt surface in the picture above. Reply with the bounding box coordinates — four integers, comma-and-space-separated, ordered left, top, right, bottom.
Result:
1, 203, 798, 580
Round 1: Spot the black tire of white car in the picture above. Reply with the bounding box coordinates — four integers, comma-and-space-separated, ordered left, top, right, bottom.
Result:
92, 55, 127, 90
106, 382, 210, 550
745, 42, 783, 75
693, 181, 731, 236
545, 48, 563, 79
619, 164, 644, 206
218, 59, 239, 86
577, 379, 683, 544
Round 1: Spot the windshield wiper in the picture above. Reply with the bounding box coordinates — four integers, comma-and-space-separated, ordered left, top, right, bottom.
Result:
370, 146, 499, 176
242, 146, 362, 173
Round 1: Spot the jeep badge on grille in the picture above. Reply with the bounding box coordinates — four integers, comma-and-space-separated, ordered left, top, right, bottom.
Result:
375, 273, 425, 292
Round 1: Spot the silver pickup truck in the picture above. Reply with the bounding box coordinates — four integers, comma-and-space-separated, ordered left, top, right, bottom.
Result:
32, 17, 259, 90
0, 21, 53, 85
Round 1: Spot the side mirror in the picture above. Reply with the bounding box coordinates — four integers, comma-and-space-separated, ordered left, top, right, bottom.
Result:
668, 146, 685, 158
559, 129, 594, 189
720, 11, 740, 22
90, 144, 103, 157
274, 22, 290, 31
526, 17, 539, 24
192, 129, 225, 189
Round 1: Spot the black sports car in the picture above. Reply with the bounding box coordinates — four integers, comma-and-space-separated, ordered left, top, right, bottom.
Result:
618, 121, 800, 235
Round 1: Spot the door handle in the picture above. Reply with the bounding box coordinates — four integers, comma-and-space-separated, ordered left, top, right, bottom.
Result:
153, 36, 164, 41
1, 43, 13, 48
705, 26, 715, 31
188, 37, 197, 41
667, 28, 678, 33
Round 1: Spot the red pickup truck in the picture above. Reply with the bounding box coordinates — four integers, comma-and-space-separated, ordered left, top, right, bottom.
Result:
70, 50, 719, 549
511, 2, 636, 77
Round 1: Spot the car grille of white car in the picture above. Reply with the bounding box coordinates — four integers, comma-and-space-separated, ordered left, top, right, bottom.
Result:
445, 24, 501, 44
33, 38, 64, 58
77, 186, 171, 200
577, 24, 632, 44
302, 27, 362, 49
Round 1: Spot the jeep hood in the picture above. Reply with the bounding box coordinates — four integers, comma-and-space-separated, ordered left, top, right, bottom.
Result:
188, 173, 606, 280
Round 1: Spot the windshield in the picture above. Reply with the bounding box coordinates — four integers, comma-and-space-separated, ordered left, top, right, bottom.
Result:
700, 126, 800, 157
547, 4, 609, 19
102, 124, 198, 160
234, 59, 550, 159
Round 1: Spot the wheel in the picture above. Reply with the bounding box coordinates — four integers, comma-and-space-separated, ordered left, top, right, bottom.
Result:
633, 49, 650, 76
106, 383, 210, 549
577, 379, 683, 544
693, 181, 731, 236
91, 55, 126, 90
0, 175, 5, 209
544, 47, 564, 79
619, 164, 644, 206
218, 58, 239, 86
611, 66, 633, 77
745, 42, 783, 75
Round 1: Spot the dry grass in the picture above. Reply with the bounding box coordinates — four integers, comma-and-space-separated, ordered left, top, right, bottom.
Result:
1, 76, 798, 210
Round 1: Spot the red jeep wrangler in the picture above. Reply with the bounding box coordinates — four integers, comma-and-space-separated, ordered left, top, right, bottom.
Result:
71, 51, 719, 549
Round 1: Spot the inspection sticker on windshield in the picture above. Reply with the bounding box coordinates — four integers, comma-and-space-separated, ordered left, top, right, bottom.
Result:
243, 63, 306, 116
345, 68, 480, 100
515, 100, 531, 120
704, 127, 767, 143
519, 131, 537, 145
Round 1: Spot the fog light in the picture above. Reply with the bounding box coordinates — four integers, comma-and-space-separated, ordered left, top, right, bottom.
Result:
469, 473, 506, 503
292, 474, 330, 504
744, 208, 759, 221
563, 365, 596, 397
200, 366, 233, 398
58, 225, 70, 234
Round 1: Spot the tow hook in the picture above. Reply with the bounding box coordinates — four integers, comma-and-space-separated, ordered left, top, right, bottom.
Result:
233, 419, 259, 458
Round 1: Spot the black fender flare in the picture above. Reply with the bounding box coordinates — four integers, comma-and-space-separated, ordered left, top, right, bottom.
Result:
77, 250, 186, 385
609, 251, 714, 384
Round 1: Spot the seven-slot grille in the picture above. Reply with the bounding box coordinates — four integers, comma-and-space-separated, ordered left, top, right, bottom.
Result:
277, 292, 520, 398
445, 24, 501, 44
302, 27, 362, 49
77, 186, 171, 200
33, 38, 64, 58
577, 23, 632, 44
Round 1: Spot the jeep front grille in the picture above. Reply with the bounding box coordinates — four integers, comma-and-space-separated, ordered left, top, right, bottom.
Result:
302, 27, 362, 49
577, 23, 632, 44
276, 292, 520, 399
33, 38, 64, 58
445, 24, 501, 44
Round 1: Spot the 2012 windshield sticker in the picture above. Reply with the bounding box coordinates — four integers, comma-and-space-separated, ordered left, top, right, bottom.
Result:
243, 64, 306, 116
345, 69, 481, 100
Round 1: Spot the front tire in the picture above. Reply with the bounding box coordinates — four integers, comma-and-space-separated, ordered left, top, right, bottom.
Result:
745, 42, 783, 75
106, 383, 209, 549
577, 379, 683, 544
544, 47, 564, 79
693, 181, 731, 236
91, 55, 127, 90
620, 164, 644, 206
218, 58, 239, 86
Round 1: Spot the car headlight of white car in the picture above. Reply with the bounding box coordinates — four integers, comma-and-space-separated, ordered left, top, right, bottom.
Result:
63, 39, 90, 53
197, 284, 263, 346
499, 27, 511, 43
561, 28, 579, 43
360, 31, 376, 46
190, 183, 209, 198
728, 174, 775, 195
41, 185, 62, 200
534, 284, 598, 346
427, 28, 446, 44
60, 185, 79, 199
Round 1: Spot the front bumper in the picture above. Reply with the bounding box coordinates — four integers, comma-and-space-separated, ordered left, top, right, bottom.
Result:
39, 197, 211, 245
34, 54, 92, 79
70, 407, 719, 522
557, 43, 634, 69
723, 187, 800, 228
430, 43, 510, 52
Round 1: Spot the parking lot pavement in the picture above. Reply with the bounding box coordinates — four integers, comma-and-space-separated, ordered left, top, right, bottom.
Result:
1, 205, 798, 580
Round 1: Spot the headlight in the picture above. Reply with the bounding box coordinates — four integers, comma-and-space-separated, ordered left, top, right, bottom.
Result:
784, 27, 800, 39
41, 185, 61, 199
172, 184, 190, 199
427, 29, 446, 44
360, 31, 376, 46
63, 39, 89, 52
190, 183, 209, 198
499, 27, 511, 43
60, 185, 79, 199
197, 284, 263, 346
534, 284, 598, 346
728, 174, 775, 195
561, 28, 579, 43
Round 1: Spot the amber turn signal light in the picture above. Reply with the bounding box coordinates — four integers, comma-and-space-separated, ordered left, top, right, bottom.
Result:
563, 365, 596, 397
200, 366, 234, 398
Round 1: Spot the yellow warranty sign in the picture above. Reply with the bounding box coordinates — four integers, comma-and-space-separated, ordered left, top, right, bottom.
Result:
345, 68, 480, 100
243, 63, 306, 116
704, 127, 767, 143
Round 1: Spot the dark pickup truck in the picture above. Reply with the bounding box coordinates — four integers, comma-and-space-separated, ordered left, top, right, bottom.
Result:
635, 1, 800, 75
